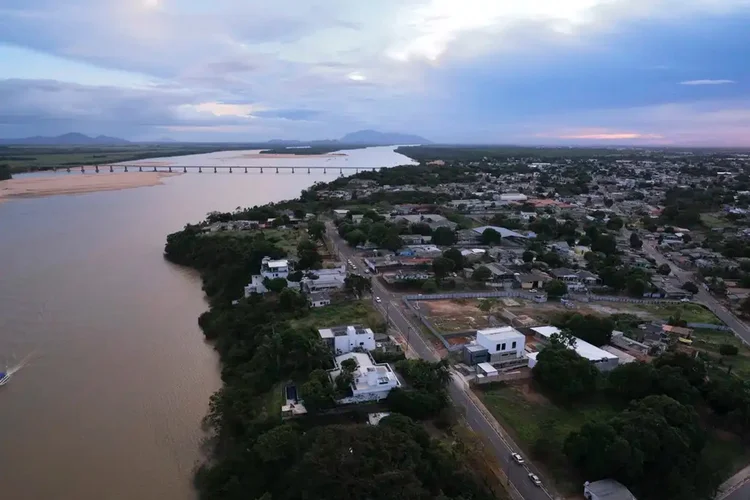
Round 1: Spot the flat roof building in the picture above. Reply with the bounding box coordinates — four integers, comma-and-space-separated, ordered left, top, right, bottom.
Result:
319, 325, 376, 355
584, 479, 637, 500
476, 326, 526, 361
531, 326, 619, 372
329, 352, 400, 404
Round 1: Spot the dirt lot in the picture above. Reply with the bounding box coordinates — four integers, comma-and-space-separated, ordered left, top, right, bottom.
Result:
417, 298, 723, 334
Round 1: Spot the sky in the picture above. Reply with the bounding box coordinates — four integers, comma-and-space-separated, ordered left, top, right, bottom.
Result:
1, 0, 750, 145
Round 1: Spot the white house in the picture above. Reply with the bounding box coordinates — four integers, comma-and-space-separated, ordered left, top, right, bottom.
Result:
319, 325, 376, 354
530, 326, 619, 372
499, 193, 528, 202
476, 326, 526, 361
584, 479, 636, 500
329, 351, 401, 404
244, 256, 292, 296
308, 292, 331, 308
301, 264, 347, 293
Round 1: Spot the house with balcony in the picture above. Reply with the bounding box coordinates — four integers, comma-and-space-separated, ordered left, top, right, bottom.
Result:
244, 256, 292, 296
329, 351, 401, 404
318, 325, 376, 355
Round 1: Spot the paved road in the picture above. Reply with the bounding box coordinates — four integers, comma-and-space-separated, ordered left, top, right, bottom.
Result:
639, 239, 750, 346
326, 223, 555, 500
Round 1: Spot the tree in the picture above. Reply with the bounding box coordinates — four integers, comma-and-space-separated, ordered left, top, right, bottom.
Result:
345, 274, 371, 296
409, 222, 432, 236
606, 217, 624, 231
682, 281, 699, 294
720, 344, 739, 356
740, 297, 750, 316
657, 263, 671, 276
472, 266, 492, 282
591, 234, 617, 254
626, 275, 647, 297
422, 279, 438, 293
344, 229, 367, 247
264, 277, 288, 293
300, 369, 335, 411
607, 362, 658, 402
480, 228, 502, 246
307, 221, 326, 241
522, 250, 535, 263
297, 239, 322, 270
654, 352, 706, 388
532, 344, 599, 403
432, 227, 456, 246
368, 222, 390, 246
382, 231, 404, 251
555, 313, 614, 346
629, 232, 643, 250
0, 165, 11, 181
442, 247, 465, 270
432, 257, 455, 283
544, 279, 568, 299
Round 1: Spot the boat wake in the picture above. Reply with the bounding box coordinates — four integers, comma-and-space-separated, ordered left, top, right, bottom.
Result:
1, 351, 35, 386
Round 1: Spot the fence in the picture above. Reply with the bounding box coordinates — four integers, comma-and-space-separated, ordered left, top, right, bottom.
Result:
471, 370, 530, 385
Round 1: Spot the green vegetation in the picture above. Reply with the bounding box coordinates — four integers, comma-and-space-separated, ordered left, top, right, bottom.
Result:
636, 303, 722, 324
0, 164, 11, 180
1, 144, 261, 172
164, 210, 497, 500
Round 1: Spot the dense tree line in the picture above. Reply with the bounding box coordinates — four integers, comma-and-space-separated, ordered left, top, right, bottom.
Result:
0, 164, 11, 180
532, 345, 746, 499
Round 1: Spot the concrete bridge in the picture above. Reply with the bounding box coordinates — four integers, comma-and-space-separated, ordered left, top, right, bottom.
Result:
31, 164, 383, 175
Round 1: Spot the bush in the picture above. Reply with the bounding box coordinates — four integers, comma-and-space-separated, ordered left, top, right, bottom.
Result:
720, 344, 739, 356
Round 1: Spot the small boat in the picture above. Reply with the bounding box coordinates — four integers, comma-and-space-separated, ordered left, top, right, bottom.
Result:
0, 370, 10, 386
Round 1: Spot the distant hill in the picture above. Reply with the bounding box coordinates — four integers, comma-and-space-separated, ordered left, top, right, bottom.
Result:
339, 130, 431, 145
0, 133, 131, 145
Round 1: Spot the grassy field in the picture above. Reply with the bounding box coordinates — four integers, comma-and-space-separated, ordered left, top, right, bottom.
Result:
1, 144, 257, 172
634, 302, 722, 324
692, 328, 750, 380
257, 382, 285, 419
287, 300, 384, 332
476, 382, 617, 494
701, 212, 733, 229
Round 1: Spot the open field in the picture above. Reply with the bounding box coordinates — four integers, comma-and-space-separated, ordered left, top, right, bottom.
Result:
204, 227, 305, 256
287, 300, 384, 332
416, 298, 723, 334
476, 381, 616, 495
1, 144, 262, 172
692, 328, 750, 380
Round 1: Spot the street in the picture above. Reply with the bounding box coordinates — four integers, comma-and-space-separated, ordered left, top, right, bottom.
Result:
326, 222, 555, 500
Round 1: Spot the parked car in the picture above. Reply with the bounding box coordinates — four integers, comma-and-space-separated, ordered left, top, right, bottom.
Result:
511, 453, 524, 465
375, 297, 382, 303
528, 473, 541, 486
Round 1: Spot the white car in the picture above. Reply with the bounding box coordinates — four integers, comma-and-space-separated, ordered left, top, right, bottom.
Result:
375, 297, 382, 303
528, 473, 542, 486
511, 453, 524, 465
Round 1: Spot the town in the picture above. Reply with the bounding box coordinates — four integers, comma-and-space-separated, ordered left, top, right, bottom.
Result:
166, 146, 750, 500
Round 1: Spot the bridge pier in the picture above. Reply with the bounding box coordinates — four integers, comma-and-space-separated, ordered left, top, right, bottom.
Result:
168, 166, 172, 173
292, 167, 295, 174
199, 167, 202, 173
124, 166, 128, 172
139, 166, 143, 172
95, 165, 99, 173
109, 166, 113, 173
183, 166, 187, 173
276, 167, 279, 174
260, 167, 263, 173
339, 168, 343, 176
307, 167, 310, 174
229, 167, 232, 173
324, 168, 327, 174
153, 166, 157, 172
53, 167, 57, 172
214, 167, 217, 173
81, 166, 85, 173
67, 167, 71, 173
244, 167, 248, 173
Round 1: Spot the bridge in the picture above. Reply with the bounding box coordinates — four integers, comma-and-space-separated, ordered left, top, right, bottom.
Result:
30, 164, 384, 175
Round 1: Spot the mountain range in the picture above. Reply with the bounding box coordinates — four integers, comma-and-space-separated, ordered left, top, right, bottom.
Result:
0, 130, 431, 146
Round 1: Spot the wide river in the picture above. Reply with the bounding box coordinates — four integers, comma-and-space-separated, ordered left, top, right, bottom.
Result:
0, 146, 414, 500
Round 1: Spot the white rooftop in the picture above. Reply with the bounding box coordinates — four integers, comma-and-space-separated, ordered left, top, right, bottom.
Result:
531, 326, 617, 362
477, 326, 524, 341
477, 362, 498, 375
267, 259, 289, 268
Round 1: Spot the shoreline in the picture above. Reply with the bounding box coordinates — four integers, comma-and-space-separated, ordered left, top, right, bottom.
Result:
0, 172, 180, 204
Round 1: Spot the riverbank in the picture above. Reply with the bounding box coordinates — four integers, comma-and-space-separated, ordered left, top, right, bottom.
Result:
0, 172, 178, 203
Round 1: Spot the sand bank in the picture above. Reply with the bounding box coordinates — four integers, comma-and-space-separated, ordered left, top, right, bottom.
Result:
235, 152, 348, 159
0, 172, 179, 204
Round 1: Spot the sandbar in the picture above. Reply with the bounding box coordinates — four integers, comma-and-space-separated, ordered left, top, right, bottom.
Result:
235, 152, 348, 159
0, 172, 179, 204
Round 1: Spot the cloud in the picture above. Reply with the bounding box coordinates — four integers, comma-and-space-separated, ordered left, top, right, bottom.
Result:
679, 79, 736, 85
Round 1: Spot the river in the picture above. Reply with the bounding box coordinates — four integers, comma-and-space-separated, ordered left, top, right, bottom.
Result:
0, 146, 414, 500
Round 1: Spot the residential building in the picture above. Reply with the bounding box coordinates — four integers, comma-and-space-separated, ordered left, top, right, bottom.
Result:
472, 225, 535, 240
584, 479, 637, 500
476, 326, 526, 361
308, 291, 331, 308
393, 214, 457, 231
484, 263, 516, 282
318, 325, 376, 354
329, 351, 401, 404
463, 343, 490, 365
530, 326, 619, 372
498, 192, 528, 202
244, 256, 292, 296
549, 268, 600, 287
301, 265, 347, 293
515, 272, 551, 290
